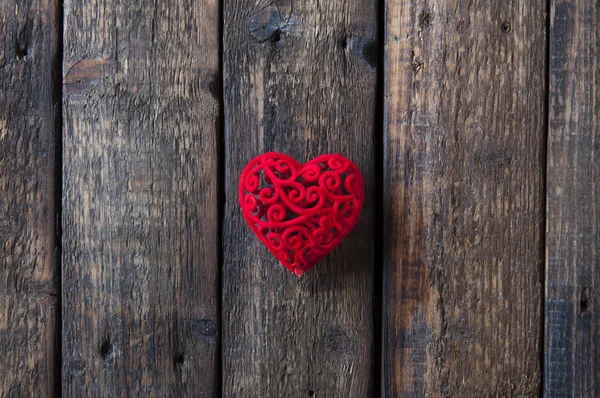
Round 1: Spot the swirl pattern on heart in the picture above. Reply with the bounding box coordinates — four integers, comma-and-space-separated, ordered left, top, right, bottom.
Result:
239, 152, 364, 276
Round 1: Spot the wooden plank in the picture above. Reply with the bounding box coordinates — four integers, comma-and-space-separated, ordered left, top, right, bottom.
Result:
382, 1, 546, 395
223, 0, 377, 395
545, 1, 600, 396
0, 1, 59, 396
62, 0, 220, 395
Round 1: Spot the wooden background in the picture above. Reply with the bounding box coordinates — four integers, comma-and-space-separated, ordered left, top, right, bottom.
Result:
0, 0, 597, 396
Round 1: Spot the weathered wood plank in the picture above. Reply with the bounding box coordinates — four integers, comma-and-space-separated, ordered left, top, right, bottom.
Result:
223, 0, 377, 395
382, 1, 546, 395
0, 1, 59, 396
545, 1, 600, 396
62, 0, 220, 395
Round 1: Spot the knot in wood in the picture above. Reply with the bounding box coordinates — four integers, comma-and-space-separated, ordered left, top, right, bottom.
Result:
248, 5, 284, 43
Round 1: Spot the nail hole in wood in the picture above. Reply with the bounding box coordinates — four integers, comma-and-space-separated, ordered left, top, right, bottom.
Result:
580, 287, 590, 313
99, 338, 112, 360
361, 40, 377, 68
307, 389, 315, 396
15, 42, 28, 60
174, 351, 185, 366
205, 72, 221, 99
271, 29, 282, 43
420, 11, 433, 28
500, 21, 511, 33
339, 36, 348, 49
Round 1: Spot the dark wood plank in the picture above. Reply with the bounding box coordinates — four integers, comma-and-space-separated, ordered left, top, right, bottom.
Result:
62, 0, 220, 395
0, 1, 59, 396
546, 1, 600, 396
382, 1, 546, 395
223, 0, 377, 395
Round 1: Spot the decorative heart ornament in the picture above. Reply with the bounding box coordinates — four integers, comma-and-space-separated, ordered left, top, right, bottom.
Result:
239, 153, 364, 276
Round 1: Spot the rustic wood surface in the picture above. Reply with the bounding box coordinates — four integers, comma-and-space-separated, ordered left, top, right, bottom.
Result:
382, 1, 547, 396
546, 0, 600, 396
0, 0, 598, 395
62, 0, 220, 395
222, 0, 378, 396
0, 0, 59, 396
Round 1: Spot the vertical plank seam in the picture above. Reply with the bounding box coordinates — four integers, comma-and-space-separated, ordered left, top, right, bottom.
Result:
373, 0, 385, 396
53, 0, 64, 396
542, 1, 551, 396
217, 0, 225, 394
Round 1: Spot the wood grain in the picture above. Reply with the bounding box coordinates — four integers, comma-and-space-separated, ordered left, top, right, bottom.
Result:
222, 0, 377, 395
0, 1, 59, 396
545, 1, 600, 396
382, 1, 546, 395
62, 0, 220, 395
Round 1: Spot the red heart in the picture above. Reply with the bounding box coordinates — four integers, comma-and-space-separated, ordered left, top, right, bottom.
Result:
239, 153, 364, 276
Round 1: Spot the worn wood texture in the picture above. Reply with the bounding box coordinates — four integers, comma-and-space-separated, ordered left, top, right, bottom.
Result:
0, 1, 59, 396
62, 0, 220, 395
223, 0, 377, 395
382, 1, 546, 395
545, 1, 600, 396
